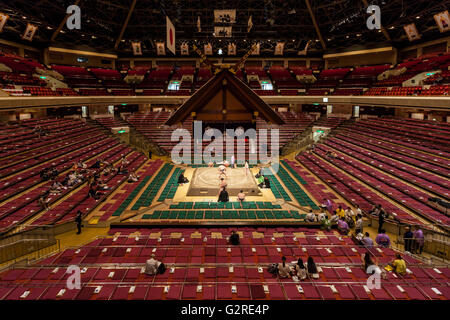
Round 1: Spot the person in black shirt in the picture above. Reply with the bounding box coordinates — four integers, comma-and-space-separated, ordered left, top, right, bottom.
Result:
229, 230, 240, 245
75, 210, 83, 235
218, 187, 229, 202
403, 226, 414, 252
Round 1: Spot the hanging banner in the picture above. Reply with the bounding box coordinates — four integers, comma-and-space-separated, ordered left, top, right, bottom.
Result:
166, 16, 176, 54
197, 16, 201, 32
156, 42, 166, 55
228, 43, 236, 55
0, 13, 9, 33
247, 15, 253, 32
403, 23, 421, 41
22, 23, 38, 41
214, 26, 232, 37
214, 10, 236, 23
204, 43, 213, 55
251, 42, 260, 55
434, 10, 450, 33
180, 42, 189, 55
274, 42, 285, 55
132, 41, 142, 55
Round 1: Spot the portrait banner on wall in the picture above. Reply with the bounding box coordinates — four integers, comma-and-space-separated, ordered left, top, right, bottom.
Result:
403, 23, 421, 41
22, 23, 38, 41
434, 10, 450, 33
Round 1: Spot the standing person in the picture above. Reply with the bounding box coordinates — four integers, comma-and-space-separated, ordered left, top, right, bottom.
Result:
403, 227, 414, 252
413, 226, 425, 254
75, 210, 83, 235
377, 205, 387, 233
355, 214, 364, 235
375, 229, 391, 248
244, 161, 249, 177
355, 204, 363, 216
230, 155, 236, 169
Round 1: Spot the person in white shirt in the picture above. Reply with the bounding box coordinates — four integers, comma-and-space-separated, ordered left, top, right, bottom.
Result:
278, 256, 291, 278
244, 161, 249, 176
317, 210, 327, 222
306, 210, 316, 222
345, 207, 355, 221
231, 155, 236, 168
145, 254, 161, 275
355, 214, 364, 234
295, 258, 307, 280
355, 204, 362, 216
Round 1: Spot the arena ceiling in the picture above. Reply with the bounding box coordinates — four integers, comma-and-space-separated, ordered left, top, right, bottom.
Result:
0, 0, 449, 57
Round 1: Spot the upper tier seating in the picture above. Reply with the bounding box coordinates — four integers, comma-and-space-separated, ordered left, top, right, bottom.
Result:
137, 66, 173, 89
0, 118, 146, 234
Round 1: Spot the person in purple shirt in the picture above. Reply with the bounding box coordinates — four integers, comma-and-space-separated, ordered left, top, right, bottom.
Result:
337, 217, 349, 235
321, 198, 333, 213
361, 232, 374, 248
375, 229, 391, 248
413, 226, 424, 254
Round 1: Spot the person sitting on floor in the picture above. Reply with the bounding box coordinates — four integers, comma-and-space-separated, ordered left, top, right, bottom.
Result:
177, 173, 188, 184
307, 256, 319, 279
375, 229, 391, 248
263, 177, 270, 189
361, 251, 378, 274
295, 258, 307, 280
278, 256, 291, 278
361, 232, 374, 248
257, 174, 265, 188
118, 164, 128, 175
229, 230, 240, 245
388, 253, 407, 276
337, 217, 350, 235
128, 171, 139, 183
330, 211, 340, 223
237, 190, 245, 202
218, 187, 229, 203
145, 254, 161, 275
306, 210, 316, 222
317, 210, 328, 222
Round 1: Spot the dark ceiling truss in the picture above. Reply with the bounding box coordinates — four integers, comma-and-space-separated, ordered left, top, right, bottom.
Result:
0, 0, 448, 56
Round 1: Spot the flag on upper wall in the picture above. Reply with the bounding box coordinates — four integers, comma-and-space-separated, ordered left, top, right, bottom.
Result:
166, 16, 176, 55
247, 16, 253, 32
156, 42, 165, 55
403, 23, 421, 41
180, 43, 189, 55
228, 43, 236, 55
197, 16, 201, 32
434, 10, 450, 33
251, 42, 260, 55
22, 23, 38, 41
204, 43, 213, 55
0, 13, 9, 33
131, 41, 142, 55
275, 42, 284, 55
